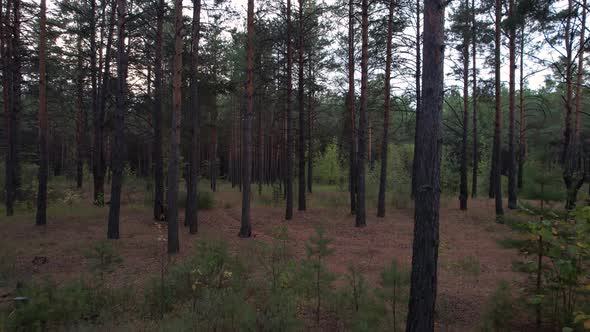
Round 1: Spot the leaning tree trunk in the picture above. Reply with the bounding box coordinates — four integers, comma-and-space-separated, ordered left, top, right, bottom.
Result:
405, 0, 445, 328
185, 0, 201, 234
377, 0, 394, 218
239, 0, 254, 238
285, 0, 294, 220
107, 0, 127, 240
347, 0, 357, 215
166, 0, 183, 252
356, 0, 368, 227
507, 0, 517, 209
459, 0, 469, 211
36, 0, 48, 226
492, 0, 504, 216
152, 0, 164, 220
297, 0, 306, 211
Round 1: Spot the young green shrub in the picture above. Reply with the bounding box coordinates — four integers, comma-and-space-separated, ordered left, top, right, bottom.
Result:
254, 226, 302, 332
479, 281, 515, 332
334, 265, 385, 332
375, 260, 410, 331
84, 241, 123, 283
298, 226, 335, 325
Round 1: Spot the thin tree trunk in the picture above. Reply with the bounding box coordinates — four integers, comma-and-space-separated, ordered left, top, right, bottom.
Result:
239, 0, 254, 238
153, 0, 164, 220
91, 0, 100, 204
405, 0, 445, 327
3, 0, 13, 216
166, 0, 183, 252
285, 0, 294, 220
492, 0, 504, 216
356, 0, 368, 227
297, 0, 306, 211
507, 0, 517, 209
185, 0, 201, 234
75, 34, 85, 189
307, 51, 313, 194
36, 0, 48, 226
377, 0, 394, 218
107, 0, 127, 240
411, 0, 421, 200
459, 0, 469, 211
517, 26, 525, 189
471, 0, 478, 198
348, 0, 357, 215
574, 0, 585, 143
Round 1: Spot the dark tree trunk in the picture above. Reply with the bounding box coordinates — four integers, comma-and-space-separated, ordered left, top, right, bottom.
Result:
94, 0, 116, 206
405, 0, 445, 327
166, 0, 183, 252
307, 51, 313, 194
2, 0, 14, 216
75, 34, 85, 189
36, 0, 48, 226
507, 0, 517, 209
517, 27, 525, 189
91, 0, 100, 204
411, 0, 421, 200
355, 0, 368, 227
239, 0, 254, 238
471, 0, 478, 198
459, 0, 469, 211
297, 0, 306, 211
107, 0, 127, 240
285, 0, 293, 220
377, 0, 394, 218
492, 0, 504, 216
153, 0, 164, 220
347, 0, 357, 215
185, 0, 201, 234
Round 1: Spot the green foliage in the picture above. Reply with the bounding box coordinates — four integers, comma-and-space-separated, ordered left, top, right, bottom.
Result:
298, 226, 336, 324
314, 142, 347, 186
376, 260, 410, 331
83, 241, 123, 281
5, 278, 131, 331
479, 281, 515, 332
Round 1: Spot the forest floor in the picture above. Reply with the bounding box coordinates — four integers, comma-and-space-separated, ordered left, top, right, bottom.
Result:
0, 181, 530, 331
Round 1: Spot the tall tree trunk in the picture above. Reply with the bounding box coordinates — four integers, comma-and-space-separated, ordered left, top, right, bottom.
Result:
348, 0, 357, 215
10, 0, 21, 211
75, 34, 85, 189
285, 0, 294, 220
356, 0, 368, 227
517, 27, 525, 189
108, 0, 127, 239
239, 0, 254, 237
185, 0, 201, 234
471, 0, 477, 198
153, 0, 164, 220
377, 0, 394, 218
3, 0, 14, 216
507, 0, 517, 209
492, 0, 504, 216
166, 0, 183, 252
574, 0, 585, 142
411, 0, 421, 200
562, 0, 573, 165
297, 0, 306, 211
405, 0, 444, 327
91, 0, 101, 204
94, 0, 116, 206
307, 51, 313, 194
459, 0, 469, 211
36, 0, 48, 226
